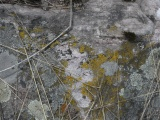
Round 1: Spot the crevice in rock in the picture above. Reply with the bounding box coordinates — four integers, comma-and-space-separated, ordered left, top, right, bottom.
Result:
123, 32, 136, 42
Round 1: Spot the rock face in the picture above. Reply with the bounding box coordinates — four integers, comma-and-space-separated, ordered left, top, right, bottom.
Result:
140, 0, 160, 18
0, 0, 160, 120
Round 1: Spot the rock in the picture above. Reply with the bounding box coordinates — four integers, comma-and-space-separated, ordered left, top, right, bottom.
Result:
140, 0, 160, 19
0, 0, 160, 120
0, 80, 11, 103
130, 72, 143, 90
101, 61, 118, 76
116, 3, 154, 41
28, 100, 49, 120
151, 96, 160, 108
152, 21, 160, 42
0, 51, 19, 84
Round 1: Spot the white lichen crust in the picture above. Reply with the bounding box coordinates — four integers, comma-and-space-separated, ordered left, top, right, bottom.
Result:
140, 48, 159, 80
28, 100, 49, 120
0, 80, 11, 103
101, 61, 118, 76
130, 72, 143, 90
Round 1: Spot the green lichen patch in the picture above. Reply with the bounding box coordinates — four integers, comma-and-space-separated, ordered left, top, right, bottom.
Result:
130, 72, 143, 90
28, 100, 49, 120
0, 80, 11, 103
140, 47, 160, 80
101, 61, 118, 76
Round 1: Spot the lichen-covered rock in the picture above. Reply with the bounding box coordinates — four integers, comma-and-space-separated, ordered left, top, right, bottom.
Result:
0, 80, 11, 103
140, 55, 156, 80
130, 72, 143, 90
151, 96, 160, 108
101, 61, 118, 76
0, 51, 19, 83
28, 100, 49, 120
0, 0, 160, 120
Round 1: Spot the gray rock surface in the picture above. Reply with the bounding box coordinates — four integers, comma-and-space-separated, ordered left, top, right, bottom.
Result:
140, 0, 160, 18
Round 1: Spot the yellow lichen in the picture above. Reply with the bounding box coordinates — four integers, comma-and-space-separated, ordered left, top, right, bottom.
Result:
0, 26, 5, 30
81, 81, 97, 100
81, 53, 110, 100
81, 62, 89, 69
60, 60, 68, 67
62, 76, 76, 87
70, 41, 78, 47
32, 26, 43, 33
106, 50, 119, 61
78, 43, 127, 119
18, 27, 31, 40
88, 54, 107, 72
66, 76, 74, 82
59, 40, 154, 119
79, 45, 85, 53
79, 44, 94, 55
18, 48, 25, 54
50, 41, 60, 48
118, 41, 135, 64
62, 90, 80, 118
19, 31, 26, 39
9, 12, 16, 17
65, 90, 77, 106
118, 41, 149, 69
105, 76, 113, 85
40, 43, 47, 48
68, 35, 77, 41
108, 25, 117, 32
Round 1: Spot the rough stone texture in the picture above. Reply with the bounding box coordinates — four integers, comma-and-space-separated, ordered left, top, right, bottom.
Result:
116, 3, 154, 38
0, 0, 160, 120
152, 21, 160, 42
140, 0, 160, 19
101, 61, 118, 76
